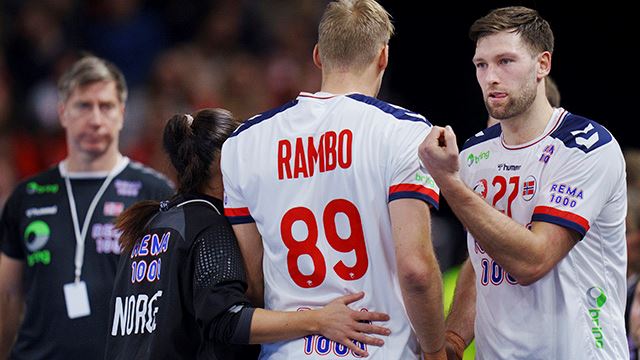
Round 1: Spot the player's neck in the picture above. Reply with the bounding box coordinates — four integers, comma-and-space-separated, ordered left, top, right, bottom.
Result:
64, 150, 122, 173
321, 69, 380, 97
201, 176, 223, 201
500, 97, 555, 146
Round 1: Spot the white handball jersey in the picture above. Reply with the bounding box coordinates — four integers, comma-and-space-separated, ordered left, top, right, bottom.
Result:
460, 108, 628, 360
221, 92, 439, 359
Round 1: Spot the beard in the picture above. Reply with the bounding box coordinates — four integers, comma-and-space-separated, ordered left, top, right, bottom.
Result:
485, 79, 537, 120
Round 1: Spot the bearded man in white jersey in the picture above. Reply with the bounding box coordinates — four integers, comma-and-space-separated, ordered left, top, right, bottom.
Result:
419, 6, 628, 360
221, 0, 445, 359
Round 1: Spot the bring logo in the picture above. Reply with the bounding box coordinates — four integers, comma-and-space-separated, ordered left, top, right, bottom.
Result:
586, 286, 607, 349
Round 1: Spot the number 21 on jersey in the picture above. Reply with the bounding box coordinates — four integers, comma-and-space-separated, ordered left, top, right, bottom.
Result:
280, 199, 368, 288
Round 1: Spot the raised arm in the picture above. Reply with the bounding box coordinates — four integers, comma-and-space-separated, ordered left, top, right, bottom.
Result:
419, 126, 578, 285
389, 198, 445, 359
0, 255, 25, 359
231, 223, 264, 307
433, 178, 577, 285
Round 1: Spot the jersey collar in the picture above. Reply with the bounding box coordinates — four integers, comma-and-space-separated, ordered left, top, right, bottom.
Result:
501, 108, 568, 150
59, 155, 130, 179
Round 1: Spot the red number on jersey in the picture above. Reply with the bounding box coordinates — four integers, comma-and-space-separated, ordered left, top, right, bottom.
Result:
324, 199, 368, 281
281, 207, 326, 288
281, 199, 368, 288
491, 175, 519, 217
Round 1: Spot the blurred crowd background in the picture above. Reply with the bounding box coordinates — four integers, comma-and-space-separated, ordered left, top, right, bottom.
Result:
0, 0, 637, 273
0, 0, 329, 186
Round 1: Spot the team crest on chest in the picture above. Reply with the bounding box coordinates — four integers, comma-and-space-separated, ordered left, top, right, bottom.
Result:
473, 179, 488, 199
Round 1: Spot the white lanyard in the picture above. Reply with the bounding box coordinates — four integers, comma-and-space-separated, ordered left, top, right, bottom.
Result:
61, 157, 127, 283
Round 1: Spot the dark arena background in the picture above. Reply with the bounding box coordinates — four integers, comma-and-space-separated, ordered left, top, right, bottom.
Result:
381, 1, 635, 154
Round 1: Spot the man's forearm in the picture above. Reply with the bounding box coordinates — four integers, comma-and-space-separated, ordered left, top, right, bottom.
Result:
232, 223, 265, 306
439, 177, 547, 281
445, 259, 475, 344
390, 199, 445, 355
249, 308, 318, 343
399, 254, 445, 354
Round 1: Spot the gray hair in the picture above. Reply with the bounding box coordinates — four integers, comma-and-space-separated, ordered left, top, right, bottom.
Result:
57, 56, 128, 103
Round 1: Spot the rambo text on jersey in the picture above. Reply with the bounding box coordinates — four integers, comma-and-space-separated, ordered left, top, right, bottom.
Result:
278, 129, 353, 180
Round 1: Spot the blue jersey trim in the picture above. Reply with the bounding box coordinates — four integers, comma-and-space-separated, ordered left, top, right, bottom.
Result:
227, 215, 256, 225
347, 94, 431, 125
388, 192, 439, 210
230, 100, 299, 138
549, 113, 612, 153
462, 124, 502, 151
531, 213, 587, 238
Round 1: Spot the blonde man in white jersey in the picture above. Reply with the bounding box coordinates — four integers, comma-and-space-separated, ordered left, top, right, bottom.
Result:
221, 0, 445, 359
419, 6, 628, 360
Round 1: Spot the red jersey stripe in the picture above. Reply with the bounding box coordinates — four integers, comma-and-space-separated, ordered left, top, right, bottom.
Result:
533, 205, 590, 232
224, 207, 251, 217
389, 184, 439, 201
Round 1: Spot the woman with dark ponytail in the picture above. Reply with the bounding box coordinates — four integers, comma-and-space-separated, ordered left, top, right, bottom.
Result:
105, 109, 390, 360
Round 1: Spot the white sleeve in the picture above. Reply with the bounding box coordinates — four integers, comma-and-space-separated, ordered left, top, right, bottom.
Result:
221, 140, 254, 224
531, 141, 625, 238
388, 121, 440, 209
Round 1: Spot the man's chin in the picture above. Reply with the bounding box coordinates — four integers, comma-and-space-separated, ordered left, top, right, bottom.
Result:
79, 146, 109, 157
487, 106, 510, 120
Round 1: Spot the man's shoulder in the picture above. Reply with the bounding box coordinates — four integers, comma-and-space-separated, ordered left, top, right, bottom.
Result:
12, 166, 62, 196
462, 124, 501, 151
345, 94, 430, 125
228, 100, 300, 140
1, 166, 61, 218
120, 160, 174, 191
550, 111, 615, 154
228, 95, 431, 141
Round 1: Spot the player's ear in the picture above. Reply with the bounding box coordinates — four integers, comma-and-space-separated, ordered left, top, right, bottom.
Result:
313, 44, 322, 70
378, 44, 389, 71
58, 101, 68, 128
537, 51, 551, 80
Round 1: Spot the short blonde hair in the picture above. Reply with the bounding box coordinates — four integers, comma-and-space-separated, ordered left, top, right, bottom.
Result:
317, 0, 394, 73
